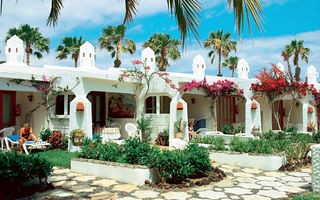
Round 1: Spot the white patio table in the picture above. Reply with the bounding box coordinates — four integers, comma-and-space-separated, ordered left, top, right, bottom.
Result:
94, 127, 121, 140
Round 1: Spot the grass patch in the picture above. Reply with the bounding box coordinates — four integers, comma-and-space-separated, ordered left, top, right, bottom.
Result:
33, 149, 78, 168
292, 193, 320, 200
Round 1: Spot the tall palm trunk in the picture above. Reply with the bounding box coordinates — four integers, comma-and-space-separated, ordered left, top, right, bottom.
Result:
159, 47, 167, 71
285, 59, 293, 81
232, 64, 235, 77
26, 44, 31, 66
294, 54, 300, 81
114, 40, 122, 68
74, 53, 78, 68
218, 50, 222, 77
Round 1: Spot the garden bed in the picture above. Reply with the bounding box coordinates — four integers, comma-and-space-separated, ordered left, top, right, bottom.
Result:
71, 158, 160, 186
209, 150, 286, 171
204, 132, 255, 144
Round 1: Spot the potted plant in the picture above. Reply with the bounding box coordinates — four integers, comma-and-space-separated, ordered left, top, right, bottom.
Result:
174, 119, 187, 139
307, 122, 316, 132
70, 129, 85, 146
251, 125, 260, 137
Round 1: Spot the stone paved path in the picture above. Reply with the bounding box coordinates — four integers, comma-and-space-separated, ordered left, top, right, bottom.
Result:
24, 163, 312, 200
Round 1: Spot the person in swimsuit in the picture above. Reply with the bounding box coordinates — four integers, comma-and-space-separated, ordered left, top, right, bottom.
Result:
18, 123, 39, 153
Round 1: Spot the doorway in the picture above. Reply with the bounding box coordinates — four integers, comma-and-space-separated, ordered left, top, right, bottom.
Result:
0, 91, 16, 129
87, 92, 106, 128
216, 96, 236, 131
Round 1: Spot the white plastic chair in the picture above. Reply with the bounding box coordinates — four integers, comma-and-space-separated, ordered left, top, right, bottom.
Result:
0, 127, 15, 151
125, 123, 142, 140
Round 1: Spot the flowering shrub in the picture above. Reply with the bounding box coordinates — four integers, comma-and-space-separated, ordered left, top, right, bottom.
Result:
178, 79, 243, 97
47, 131, 68, 150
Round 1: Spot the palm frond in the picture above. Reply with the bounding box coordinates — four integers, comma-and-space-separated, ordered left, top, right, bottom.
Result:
123, 0, 139, 24
47, 0, 64, 27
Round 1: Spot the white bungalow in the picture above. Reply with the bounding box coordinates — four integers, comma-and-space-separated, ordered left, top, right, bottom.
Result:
0, 35, 319, 151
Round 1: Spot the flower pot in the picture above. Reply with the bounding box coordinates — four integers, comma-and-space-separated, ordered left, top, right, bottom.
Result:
251, 102, 257, 109
174, 131, 184, 139
76, 102, 84, 111
251, 128, 260, 137
72, 137, 84, 146
308, 107, 314, 113
177, 102, 183, 110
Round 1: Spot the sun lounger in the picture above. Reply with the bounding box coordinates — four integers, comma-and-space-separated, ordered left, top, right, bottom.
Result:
5, 135, 50, 154
22, 141, 50, 155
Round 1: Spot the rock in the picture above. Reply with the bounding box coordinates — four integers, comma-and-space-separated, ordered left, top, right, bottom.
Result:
145, 180, 150, 184
203, 179, 211, 185
189, 182, 195, 187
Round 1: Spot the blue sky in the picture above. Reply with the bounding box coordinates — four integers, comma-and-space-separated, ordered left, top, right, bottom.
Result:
0, 0, 319, 79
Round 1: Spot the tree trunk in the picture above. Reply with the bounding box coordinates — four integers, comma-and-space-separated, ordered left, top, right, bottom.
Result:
210, 97, 217, 131
294, 55, 300, 81
26, 44, 31, 66
115, 40, 122, 68
232, 64, 235, 77
286, 60, 293, 81
74, 54, 78, 68
159, 47, 167, 71
218, 50, 222, 77
286, 100, 294, 129
272, 102, 282, 131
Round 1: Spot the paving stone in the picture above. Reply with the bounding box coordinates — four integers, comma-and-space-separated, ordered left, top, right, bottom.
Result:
214, 187, 222, 191
241, 194, 271, 200
235, 177, 256, 183
53, 168, 70, 174
112, 184, 138, 192
73, 175, 97, 182
192, 185, 214, 191
257, 181, 285, 187
220, 168, 233, 173
224, 187, 252, 195
287, 182, 308, 187
70, 185, 96, 193
303, 177, 311, 182
230, 195, 240, 199
288, 172, 310, 177
277, 186, 305, 193
53, 181, 66, 187
67, 172, 82, 177
91, 179, 118, 187
53, 166, 59, 170
255, 176, 278, 181
263, 172, 285, 177
62, 180, 78, 186
238, 183, 262, 189
89, 191, 119, 200
198, 191, 227, 199
221, 165, 240, 169
242, 168, 262, 174
258, 190, 287, 199
263, 187, 272, 190
233, 172, 254, 178
300, 168, 312, 173
132, 190, 159, 198
214, 179, 234, 188
117, 198, 138, 200
51, 190, 78, 197
50, 175, 68, 182
162, 191, 191, 200
280, 176, 303, 182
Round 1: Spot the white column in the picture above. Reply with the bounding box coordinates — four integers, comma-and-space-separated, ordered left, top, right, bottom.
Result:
302, 101, 308, 132
245, 100, 252, 134
68, 95, 92, 152
312, 144, 320, 193
156, 96, 160, 114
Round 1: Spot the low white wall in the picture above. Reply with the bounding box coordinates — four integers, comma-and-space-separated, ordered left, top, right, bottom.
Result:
312, 144, 320, 193
209, 151, 286, 171
71, 159, 160, 186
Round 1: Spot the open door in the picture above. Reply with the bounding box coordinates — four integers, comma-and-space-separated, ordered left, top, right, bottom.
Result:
87, 92, 106, 128
0, 91, 16, 129
216, 96, 236, 131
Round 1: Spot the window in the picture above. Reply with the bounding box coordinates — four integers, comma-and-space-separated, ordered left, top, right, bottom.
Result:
55, 95, 64, 115
151, 58, 153, 62
55, 94, 75, 115
145, 96, 156, 113
89, 53, 92, 58
160, 96, 171, 114
16, 48, 18, 53
8, 48, 11, 53
83, 53, 85, 57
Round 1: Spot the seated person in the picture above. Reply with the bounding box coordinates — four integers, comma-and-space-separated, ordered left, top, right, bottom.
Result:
188, 121, 199, 140
18, 123, 39, 153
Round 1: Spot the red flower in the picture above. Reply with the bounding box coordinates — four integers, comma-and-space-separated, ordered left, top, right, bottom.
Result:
306, 146, 309, 151
91, 144, 94, 147
120, 147, 124, 150
132, 60, 143, 65
146, 66, 150, 70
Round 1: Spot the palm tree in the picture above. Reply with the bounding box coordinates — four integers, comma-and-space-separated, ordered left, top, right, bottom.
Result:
222, 56, 239, 77
286, 40, 310, 81
98, 24, 136, 68
204, 30, 237, 77
6, 24, 50, 66
281, 45, 293, 81
1, 0, 264, 45
56, 36, 85, 68
143, 33, 181, 71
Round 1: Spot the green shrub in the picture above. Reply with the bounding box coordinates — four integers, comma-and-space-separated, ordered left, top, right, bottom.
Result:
312, 130, 320, 143
47, 131, 68, 150
137, 115, 153, 142
40, 128, 52, 141
161, 129, 169, 141
222, 125, 233, 134
229, 138, 274, 154
213, 137, 227, 151
185, 143, 212, 174
292, 193, 320, 200
190, 136, 215, 144
0, 151, 53, 185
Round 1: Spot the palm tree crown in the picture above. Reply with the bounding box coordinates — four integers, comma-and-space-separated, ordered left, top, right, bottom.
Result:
281, 45, 293, 81
1, 0, 264, 46
143, 33, 181, 71
204, 30, 237, 77
56, 36, 85, 68
98, 24, 136, 68
285, 40, 310, 81
6, 24, 50, 66
222, 56, 239, 78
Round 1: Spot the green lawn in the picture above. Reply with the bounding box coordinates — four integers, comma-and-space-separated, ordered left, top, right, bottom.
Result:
292, 193, 320, 200
34, 149, 78, 168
